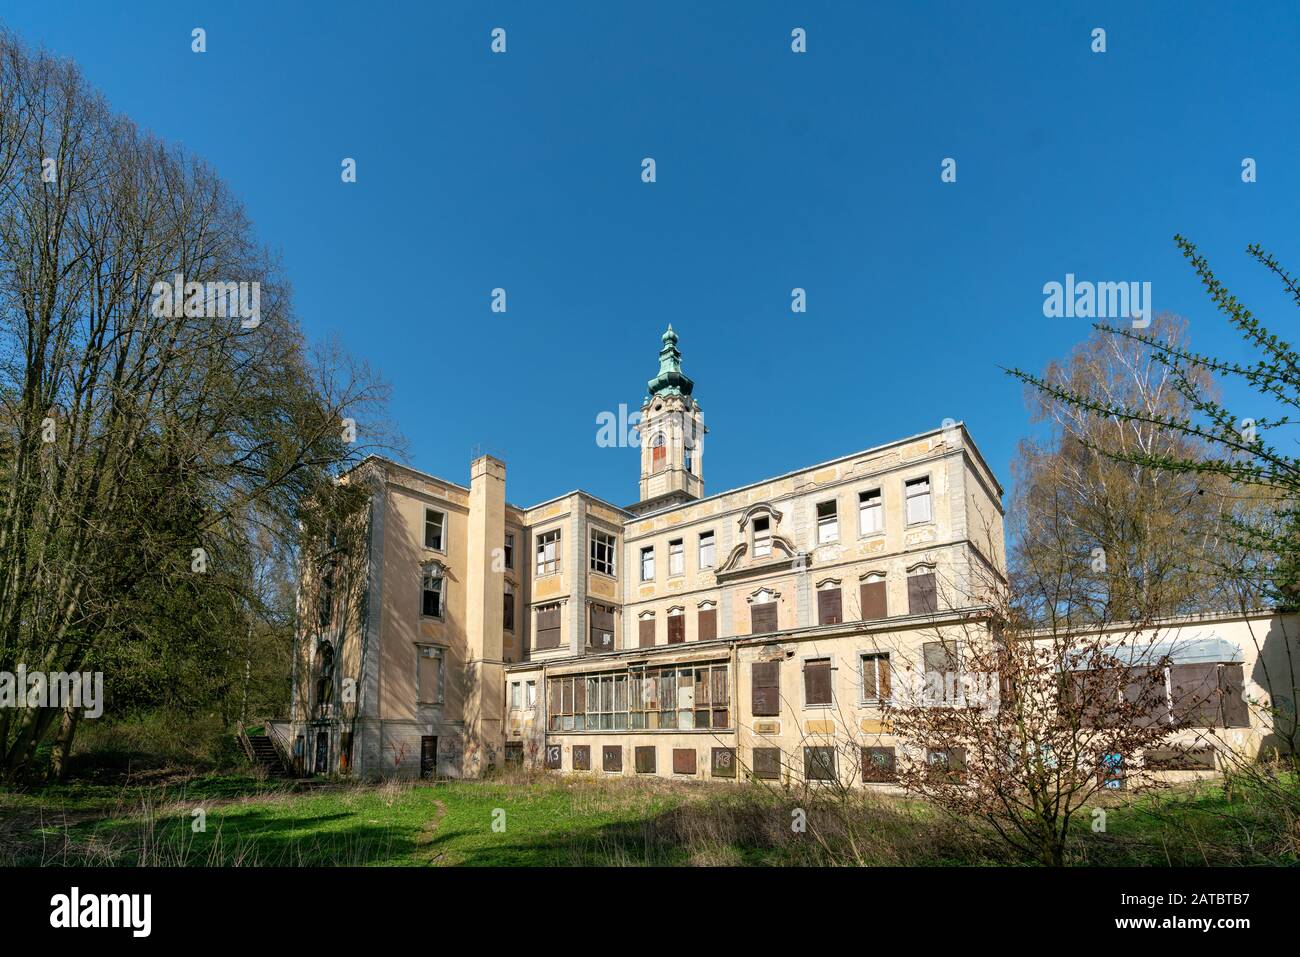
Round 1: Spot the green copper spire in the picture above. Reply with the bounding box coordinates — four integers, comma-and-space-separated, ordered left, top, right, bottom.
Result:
646, 324, 695, 398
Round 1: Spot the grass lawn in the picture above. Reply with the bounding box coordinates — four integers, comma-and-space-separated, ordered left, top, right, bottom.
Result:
0, 770, 1294, 866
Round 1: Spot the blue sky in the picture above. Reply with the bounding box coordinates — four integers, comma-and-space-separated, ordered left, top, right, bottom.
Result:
7, 1, 1300, 508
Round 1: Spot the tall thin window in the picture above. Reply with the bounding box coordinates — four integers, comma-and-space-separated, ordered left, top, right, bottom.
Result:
752, 515, 771, 558
640, 546, 655, 582
503, 581, 515, 631
669, 538, 684, 576
417, 646, 443, 704
424, 508, 445, 550
421, 566, 444, 618
536, 529, 561, 576
859, 488, 883, 535
590, 529, 616, 576
651, 433, 666, 472
905, 477, 932, 525
503, 532, 514, 569
816, 500, 839, 544
698, 531, 715, 568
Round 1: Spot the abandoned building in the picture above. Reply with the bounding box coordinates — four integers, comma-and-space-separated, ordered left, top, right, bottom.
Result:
274, 326, 1297, 784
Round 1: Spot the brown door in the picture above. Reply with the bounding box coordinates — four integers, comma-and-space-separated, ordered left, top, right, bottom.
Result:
421, 736, 438, 779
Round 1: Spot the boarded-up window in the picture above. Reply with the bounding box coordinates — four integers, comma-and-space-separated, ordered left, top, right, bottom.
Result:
1170, 662, 1220, 727
751, 602, 778, 634
711, 747, 736, 778
638, 617, 655, 648
572, 745, 591, 770
804, 746, 837, 782
1122, 665, 1169, 727
672, 748, 697, 775
417, 646, 442, 704
861, 746, 896, 782
927, 747, 966, 779
536, 604, 562, 650
752, 661, 780, 716
804, 658, 833, 706
603, 745, 622, 772
544, 743, 562, 770
667, 613, 685, 644
589, 604, 615, 652
817, 587, 842, 625
908, 570, 938, 615
1146, 747, 1216, 771
861, 653, 891, 701
860, 577, 887, 620
635, 746, 656, 774
1219, 663, 1249, 728
697, 607, 717, 642
504, 741, 524, 767
752, 747, 781, 780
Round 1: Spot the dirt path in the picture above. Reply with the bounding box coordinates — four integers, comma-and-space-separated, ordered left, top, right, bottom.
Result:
413, 799, 449, 865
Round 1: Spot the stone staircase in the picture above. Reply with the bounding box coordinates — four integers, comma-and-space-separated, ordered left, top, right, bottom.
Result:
243, 733, 292, 778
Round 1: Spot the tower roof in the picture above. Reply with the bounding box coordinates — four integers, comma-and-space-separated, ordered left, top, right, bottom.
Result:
646, 324, 694, 398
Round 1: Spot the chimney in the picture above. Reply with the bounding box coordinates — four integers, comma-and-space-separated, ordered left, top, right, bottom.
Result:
464, 454, 506, 776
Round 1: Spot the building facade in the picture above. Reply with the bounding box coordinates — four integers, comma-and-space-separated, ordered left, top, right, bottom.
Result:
279, 327, 1293, 784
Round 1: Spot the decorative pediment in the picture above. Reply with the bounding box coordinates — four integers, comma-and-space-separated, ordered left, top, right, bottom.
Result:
747, 587, 781, 604
737, 502, 783, 531
814, 577, 842, 590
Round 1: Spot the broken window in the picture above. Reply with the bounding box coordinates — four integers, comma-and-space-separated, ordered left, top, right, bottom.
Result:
640, 546, 655, 582
698, 530, 715, 569
858, 488, 883, 535
421, 567, 444, 618
536, 529, 561, 576
668, 538, 684, 576
752, 515, 772, 558
816, 500, 838, 544
424, 507, 445, 550
905, 476, 932, 525
590, 529, 616, 576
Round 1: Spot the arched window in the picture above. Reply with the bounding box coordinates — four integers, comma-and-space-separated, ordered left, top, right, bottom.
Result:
651, 433, 667, 472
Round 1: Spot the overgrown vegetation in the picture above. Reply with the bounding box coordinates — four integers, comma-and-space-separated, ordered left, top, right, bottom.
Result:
0, 771, 1293, 867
